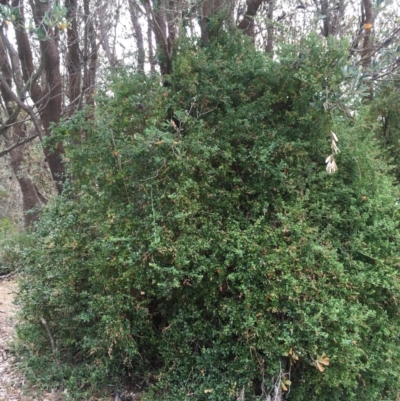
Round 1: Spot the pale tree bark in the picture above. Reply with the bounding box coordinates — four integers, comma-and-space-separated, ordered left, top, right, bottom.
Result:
331, 0, 346, 37
149, 0, 171, 75
12, 0, 42, 105
166, 0, 177, 58
83, 0, 98, 109
359, 0, 374, 100
98, 1, 118, 66
143, 0, 156, 72
128, 0, 145, 72
361, 0, 373, 71
265, 0, 275, 54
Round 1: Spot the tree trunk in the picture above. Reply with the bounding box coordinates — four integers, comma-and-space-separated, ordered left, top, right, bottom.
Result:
150, 0, 171, 75
13, 0, 65, 194
8, 126, 42, 227
237, 0, 263, 38
129, 0, 145, 72
143, 0, 156, 72
199, 0, 225, 43
65, 0, 82, 115
98, 1, 118, 66
83, 0, 97, 109
143, 1, 156, 73
0, 32, 41, 226
320, 0, 332, 37
265, 0, 275, 54
361, 0, 373, 71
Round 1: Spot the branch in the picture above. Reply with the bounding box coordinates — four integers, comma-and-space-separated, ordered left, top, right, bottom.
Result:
0, 133, 38, 157
0, 72, 44, 138
237, 0, 263, 34
0, 105, 21, 138
0, 271, 15, 280
22, 56, 44, 103
40, 317, 57, 354
0, 57, 43, 138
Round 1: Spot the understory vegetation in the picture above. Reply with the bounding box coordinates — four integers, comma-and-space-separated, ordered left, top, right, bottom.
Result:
10, 33, 400, 400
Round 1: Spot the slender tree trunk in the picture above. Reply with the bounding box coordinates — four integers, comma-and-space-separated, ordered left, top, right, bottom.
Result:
361, 0, 373, 100
237, 0, 263, 39
8, 126, 42, 227
65, 0, 82, 115
332, 0, 346, 37
13, 0, 65, 194
98, 2, 118, 66
143, 0, 156, 73
200, 0, 224, 43
83, 0, 97, 108
12, 0, 42, 102
150, 0, 171, 75
129, 0, 145, 72
361, 0, 373, 71
265, 0, 275, 54
36, 0, 65, 193
320, 0, 332, 37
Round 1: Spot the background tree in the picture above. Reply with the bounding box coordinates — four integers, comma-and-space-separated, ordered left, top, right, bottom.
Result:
0, 0, 399, 228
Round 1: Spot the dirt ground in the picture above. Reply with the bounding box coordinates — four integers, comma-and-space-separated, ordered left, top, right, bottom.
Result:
0, 278, 64, 401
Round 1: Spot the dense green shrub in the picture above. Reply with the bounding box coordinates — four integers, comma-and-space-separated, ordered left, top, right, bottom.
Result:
0, 221, 30, 275
15, 34, 400, 400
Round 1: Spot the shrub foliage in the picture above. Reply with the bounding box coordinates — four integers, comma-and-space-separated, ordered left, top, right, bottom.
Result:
16, 34, 400, 400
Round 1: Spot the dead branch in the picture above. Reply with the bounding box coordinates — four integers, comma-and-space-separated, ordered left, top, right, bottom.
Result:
0, 133, 39, 157
40, 317, 57, 354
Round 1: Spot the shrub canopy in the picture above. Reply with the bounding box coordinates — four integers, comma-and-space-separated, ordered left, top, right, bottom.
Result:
16, 34, 400, 401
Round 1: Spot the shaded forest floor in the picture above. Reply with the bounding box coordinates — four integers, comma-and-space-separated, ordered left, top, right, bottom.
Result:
0, 278, 64, 401
0, 278, 141, 401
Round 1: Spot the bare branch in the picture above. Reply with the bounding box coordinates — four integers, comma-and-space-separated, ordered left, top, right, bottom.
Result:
238, 0, 263, 36
0, 73, 44, 138
40, 317, 57, 354
0, 134, 39, 158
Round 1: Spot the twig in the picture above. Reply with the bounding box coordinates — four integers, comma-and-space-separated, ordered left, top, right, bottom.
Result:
0, 73, 44, 139
0, 271, 15, 280
40, 317, 57, 354
0, 134, 39, 158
